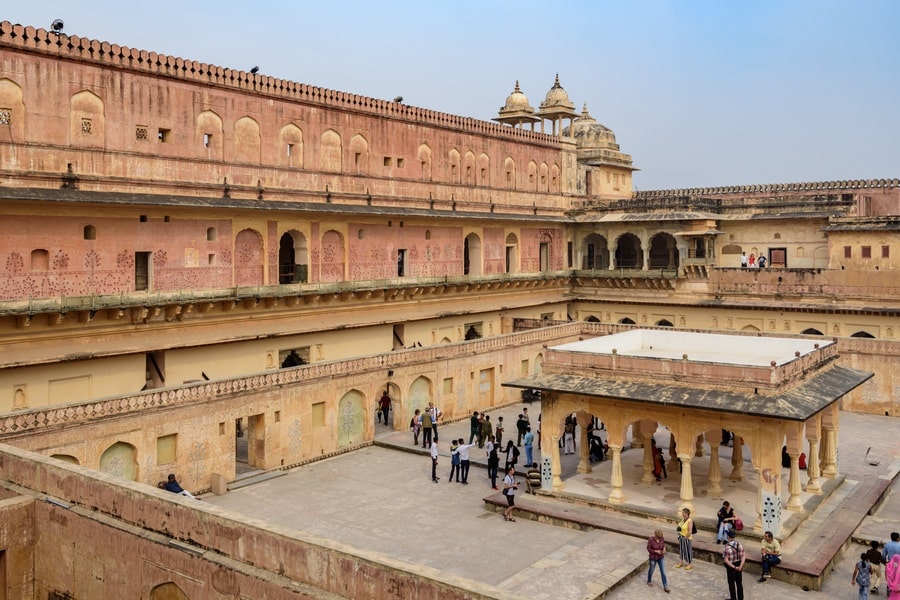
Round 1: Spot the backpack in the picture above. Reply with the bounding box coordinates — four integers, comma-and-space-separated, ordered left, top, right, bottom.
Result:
692, 520, 698, 535
422, 412, 433, 427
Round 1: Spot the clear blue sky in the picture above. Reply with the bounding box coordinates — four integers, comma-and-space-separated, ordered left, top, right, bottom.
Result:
6, 1, 900, 190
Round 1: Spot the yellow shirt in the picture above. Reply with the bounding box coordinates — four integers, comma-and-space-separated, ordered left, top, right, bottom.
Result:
678, 518, 693, 540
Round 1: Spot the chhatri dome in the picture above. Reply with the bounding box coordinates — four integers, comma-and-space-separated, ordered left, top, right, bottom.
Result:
568, 102, 621, 152
494, 80, 539, 129
536, 74, 578, 136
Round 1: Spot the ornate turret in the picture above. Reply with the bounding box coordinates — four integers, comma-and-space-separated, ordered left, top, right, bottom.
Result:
536, 74, 578, 136
494, 80, 540, 129
567, 103, 633, 169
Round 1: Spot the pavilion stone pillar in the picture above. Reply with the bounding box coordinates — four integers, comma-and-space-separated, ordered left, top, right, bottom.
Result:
630, 421, 642, 449
678, 454, 694, 513
667, 434, 679, 472
805, 414, 822, 493
730, 436, 744, 481
755, 434, 784, 537
694, 434, 705, 457
785, 425, 805, 512
608, 444, 626, 504
550, 434, 563, 490
706, 429, 723, 498
821, 404, 839, 478
577, 413, 592, 474
641, 431, 655, 484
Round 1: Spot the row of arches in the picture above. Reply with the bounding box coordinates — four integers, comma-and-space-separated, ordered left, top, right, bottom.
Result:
581, 232, 680, 270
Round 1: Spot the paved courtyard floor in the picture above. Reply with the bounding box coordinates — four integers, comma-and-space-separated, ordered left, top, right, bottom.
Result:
205, 406, 899, 599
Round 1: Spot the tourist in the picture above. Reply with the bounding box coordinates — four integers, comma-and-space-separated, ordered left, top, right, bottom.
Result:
378, 390, 391, 425
758, 255, 767, 268
469, 411, 480, 444
716, 500, 737, 544
480, 415, 493, 449
675, 507, 694, 570
455, 438, 477, 485
164, 474, 196, 499
504, 439, 520, 473
759, 530, 781, 582
885, 532, 900, 563
522, 407, 530, 426
476, 413, 486, 447
740, 252, 748, 268
410, 409, 421, 445
646, 529, 671, 593
652, 438, 667, 481
502, 466, 518, 521
420, 408, 433, 448
486, 435, 500, 490
866, 540, 885, 594
748, 253, 756, 267
429, 438, 439, 483
516, 413, 529, 446
853, 552, 872, 600
563, 415, 576, 455
495, 415, 505, 446
448, 439, 460, 483
723, 528, 745, 600
885, 554, 900, 598
523, 426, 535, 468
427, 402, 442, 442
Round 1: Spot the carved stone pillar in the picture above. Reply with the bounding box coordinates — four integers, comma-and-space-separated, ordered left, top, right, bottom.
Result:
806, 438, 822, 494
550, 435, 563, 490
667, 434, 679, 472
641, 431, 655, 484
786, 450, 804, 512
730, 437, 743, 481
608, 445, 626, 504
694, 434, 704, 457
678, 454, 694, 513
577, 414, 592, 474
822, 426, 838, 478
707, 443, 723, 498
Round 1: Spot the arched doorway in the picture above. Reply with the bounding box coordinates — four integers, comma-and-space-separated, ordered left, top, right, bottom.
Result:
150, 582, 189, 600
649, 233, 679, 269
615, 233, 643, 269
464, 233, 482, 275
505, 233, 519, 274
234, 229, 264, 286
278, 231, 309, 283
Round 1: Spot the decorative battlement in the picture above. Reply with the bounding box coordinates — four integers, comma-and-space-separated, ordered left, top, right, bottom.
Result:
636, 178, 899, 199
0, 21, 560, 147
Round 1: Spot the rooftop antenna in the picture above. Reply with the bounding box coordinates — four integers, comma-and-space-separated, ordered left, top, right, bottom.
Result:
50, 19, 64, 34
250, 66, 260, 74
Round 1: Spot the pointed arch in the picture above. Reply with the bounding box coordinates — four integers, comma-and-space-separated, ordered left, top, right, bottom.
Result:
649, 232, 679, 269
539, 162, 549, 192
279, 230, 309, 283
477, 152, 490, 186
150, 582, 189, 600
280, 123, 304, 168
464, 151, 476, 185
320, 129, 342, 173
528, 160, 538, 189
418, 143, 432, 180
197, 110, 224, 160
234, 228, 264, 286
449, 148, 461, 183
100, 441, 138, 480
70, 90, 105, 147
408, 376, 433, 421
582, 233, 609, 269
550, 163, 560, 193
0, 78, 25, 142
464, 232, 483, 276
505, 233, 519, 274
337, 389, 366, 447
614, 233, 643, 269
234, 116, 261, 164
349, 133, 369, 175
504, 156, 517, 189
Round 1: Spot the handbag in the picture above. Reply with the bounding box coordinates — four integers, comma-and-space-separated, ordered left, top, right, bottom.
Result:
734, 518, 744, 531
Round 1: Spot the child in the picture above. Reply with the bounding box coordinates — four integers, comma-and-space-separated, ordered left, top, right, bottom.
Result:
852, 552, 871, 599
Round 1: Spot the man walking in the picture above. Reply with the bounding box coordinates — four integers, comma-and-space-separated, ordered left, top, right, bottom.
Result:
723, 529, 745, 600
378, 390, 391, 426
430, 438, 439, 483
469, 411, 480, 444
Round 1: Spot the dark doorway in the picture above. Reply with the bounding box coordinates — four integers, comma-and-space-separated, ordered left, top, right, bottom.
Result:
135, 252, 150, 291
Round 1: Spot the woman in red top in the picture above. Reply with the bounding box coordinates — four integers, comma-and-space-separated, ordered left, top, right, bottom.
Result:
646, 529, 671, 592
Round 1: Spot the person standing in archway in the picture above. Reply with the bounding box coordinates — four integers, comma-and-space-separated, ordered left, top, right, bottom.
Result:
378, 390, 392, 426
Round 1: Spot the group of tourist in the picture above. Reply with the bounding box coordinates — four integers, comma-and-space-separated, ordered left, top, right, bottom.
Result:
647, 503, 900, 599
409, 401, 443, 449
740, 251, 767, 268
856, 532, 900, 599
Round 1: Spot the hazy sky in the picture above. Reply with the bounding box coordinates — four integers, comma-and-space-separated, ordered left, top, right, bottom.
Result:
6, 1, 900, 190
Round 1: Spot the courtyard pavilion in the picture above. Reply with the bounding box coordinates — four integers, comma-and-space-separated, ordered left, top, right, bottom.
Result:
505, 329, 872, 536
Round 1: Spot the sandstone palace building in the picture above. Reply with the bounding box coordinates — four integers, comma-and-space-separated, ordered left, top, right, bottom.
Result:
0, 19, 897, 599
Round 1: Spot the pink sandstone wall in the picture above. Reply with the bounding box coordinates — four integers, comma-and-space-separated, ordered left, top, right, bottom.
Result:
0, 495, 34, 600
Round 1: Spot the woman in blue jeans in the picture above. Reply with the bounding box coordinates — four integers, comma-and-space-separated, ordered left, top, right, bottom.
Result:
646, 529, 671, 592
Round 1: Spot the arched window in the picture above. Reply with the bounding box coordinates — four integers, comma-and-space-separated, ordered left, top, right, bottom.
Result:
83, 225, 96, 240
850, 331, 875, 338
801, 328, 824, 336
207, 227, 217, 241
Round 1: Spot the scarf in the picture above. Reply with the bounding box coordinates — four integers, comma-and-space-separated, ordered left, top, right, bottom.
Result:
887, 555, 900, 591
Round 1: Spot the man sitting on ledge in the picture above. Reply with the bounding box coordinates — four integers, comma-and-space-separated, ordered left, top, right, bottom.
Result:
163, 473, 197, 499
759, 530, 781, 582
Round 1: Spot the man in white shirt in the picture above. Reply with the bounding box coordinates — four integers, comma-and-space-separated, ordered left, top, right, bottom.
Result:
427, 402, 443, 442
430, 439, 439, 483
455, 438, 478, 484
